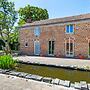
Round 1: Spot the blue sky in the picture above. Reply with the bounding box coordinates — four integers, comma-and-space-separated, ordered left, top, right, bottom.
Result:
9, 0, 90, 19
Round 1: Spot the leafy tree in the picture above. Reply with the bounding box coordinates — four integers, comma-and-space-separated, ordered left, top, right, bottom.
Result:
10, 27, 19, 50
10, 27, 19, 45
0, 27, 19, 51
0, 40, 5, 50
18, 5, 49, 26
9, 27, 19, 50
0, 0, 17, 54
18, 19, 26, 26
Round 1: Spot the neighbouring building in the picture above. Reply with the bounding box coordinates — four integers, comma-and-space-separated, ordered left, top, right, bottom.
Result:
19, 13, 90, 58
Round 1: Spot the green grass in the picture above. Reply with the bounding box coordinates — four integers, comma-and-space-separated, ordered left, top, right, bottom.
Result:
0, 55, 17, 69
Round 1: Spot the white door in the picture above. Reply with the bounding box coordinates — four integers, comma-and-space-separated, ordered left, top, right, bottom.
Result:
34, 41, 40, 55
65, 38, 74, 57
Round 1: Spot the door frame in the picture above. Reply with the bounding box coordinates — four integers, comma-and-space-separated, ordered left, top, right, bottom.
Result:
65, 38, 74, 57
34, 40, 40, 55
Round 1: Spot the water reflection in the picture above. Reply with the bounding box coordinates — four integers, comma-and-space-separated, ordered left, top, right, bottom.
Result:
16, 64, 90, 83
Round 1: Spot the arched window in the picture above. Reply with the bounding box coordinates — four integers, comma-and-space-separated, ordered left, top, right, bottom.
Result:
65, 37, 74, 57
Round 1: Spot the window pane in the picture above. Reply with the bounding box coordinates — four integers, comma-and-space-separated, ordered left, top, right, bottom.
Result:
49, 41, 51, 54
66, 25, 69, 33
34, 27, 40, 36
66, 51, 69, 54
52, 41, 54, 54
70, 43, 73, 52
66, 43, 69, 51
70, 25, 74, 33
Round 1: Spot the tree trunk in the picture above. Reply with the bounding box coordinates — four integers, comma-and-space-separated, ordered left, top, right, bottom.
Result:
2, 41, 11, 55
0, 29, 12, 55
4, 42, 12, 55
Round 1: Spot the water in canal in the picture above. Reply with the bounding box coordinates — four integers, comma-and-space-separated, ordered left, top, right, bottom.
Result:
16, 64, 90, 83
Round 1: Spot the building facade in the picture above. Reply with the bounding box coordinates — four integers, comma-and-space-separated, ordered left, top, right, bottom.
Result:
19, 13, 90, 58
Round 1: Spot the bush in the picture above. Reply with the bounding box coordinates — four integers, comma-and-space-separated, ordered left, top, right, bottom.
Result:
0, 55, 17, 69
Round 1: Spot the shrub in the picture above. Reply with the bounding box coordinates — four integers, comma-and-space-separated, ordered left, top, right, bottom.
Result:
0, 55, 17, 69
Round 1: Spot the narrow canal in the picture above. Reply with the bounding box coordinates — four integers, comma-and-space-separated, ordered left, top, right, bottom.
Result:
16, 64, 90, 83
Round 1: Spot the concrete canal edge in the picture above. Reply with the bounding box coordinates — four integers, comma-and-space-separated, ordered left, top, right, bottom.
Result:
18, 60, 90, 72
0, 69, 90, 90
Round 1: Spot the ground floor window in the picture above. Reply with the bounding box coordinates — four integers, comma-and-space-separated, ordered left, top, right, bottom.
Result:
48, 41, 55, 55
65, 38, 74, 57
89, 42, 90, 56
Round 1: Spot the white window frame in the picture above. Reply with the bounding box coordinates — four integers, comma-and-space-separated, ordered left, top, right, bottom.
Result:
65, 38, 74, 57
65, 24, 74, 34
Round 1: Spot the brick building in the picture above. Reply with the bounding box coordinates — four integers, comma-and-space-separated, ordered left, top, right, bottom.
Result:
19, 13, 90, 58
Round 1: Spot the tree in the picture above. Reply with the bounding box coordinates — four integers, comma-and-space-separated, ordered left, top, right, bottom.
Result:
0, 0, 17, 54
9, 27, 19, 51
0, 27, 19, 51
18, 5, 49, 26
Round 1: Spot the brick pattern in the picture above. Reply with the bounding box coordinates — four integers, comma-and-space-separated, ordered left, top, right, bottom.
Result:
19, 14, 90, 58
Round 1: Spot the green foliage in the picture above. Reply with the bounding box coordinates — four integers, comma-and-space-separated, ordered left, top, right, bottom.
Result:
0, 0, 17, 30
0, 40, 5, 50
18, 19, 26, 26
18, 5, 49, 26
10, 27, 19, 44
0, 0, 18, 54
0, 27, 19, 50
9, 27, 19, 50
0, 55, 17, 69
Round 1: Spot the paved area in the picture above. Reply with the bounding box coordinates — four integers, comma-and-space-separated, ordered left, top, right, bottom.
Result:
15, 56, 90, 67
0, 74, 77, 90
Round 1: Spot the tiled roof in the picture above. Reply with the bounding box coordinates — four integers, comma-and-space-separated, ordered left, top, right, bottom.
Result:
21, 13, 90, 27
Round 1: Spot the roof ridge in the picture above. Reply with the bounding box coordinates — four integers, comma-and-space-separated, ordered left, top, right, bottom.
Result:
22, 13, 90, 27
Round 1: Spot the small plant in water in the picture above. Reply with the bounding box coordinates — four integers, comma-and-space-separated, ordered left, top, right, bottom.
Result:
0, 55, 17, 69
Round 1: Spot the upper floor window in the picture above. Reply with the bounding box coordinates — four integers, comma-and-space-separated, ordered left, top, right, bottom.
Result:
66, 25, 74, 34
34, 27, 41, 37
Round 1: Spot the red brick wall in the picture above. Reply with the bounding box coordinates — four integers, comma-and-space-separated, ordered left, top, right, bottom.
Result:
19, 29, 34, 55
19, 21, 90, 58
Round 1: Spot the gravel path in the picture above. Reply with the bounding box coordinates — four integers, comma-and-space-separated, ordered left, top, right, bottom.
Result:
0, 74, 77, 90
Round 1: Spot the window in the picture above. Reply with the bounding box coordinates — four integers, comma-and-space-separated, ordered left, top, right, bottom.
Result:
65, 38, 74, 57
34, 27, 41, 37
48, 41, 55, 55
66, 25, 74, 34
66, 42, 74, 55
89, 43, 90, 56
25, 42, 28, 47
